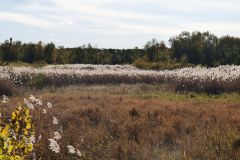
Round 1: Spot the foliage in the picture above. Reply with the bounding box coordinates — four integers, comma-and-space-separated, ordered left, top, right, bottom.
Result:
133, 58, 194, 70
218, 36, 240, 65
170, 31, 240, 66
27, 74, 47, 88
0, 105, 34, 160
44, 43, 56, 64
0, 31, 239, 68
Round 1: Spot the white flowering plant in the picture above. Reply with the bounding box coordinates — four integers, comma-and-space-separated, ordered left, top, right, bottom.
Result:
0, 64, 239, 93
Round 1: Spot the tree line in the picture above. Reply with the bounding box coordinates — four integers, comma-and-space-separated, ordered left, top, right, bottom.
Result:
0, 31, 239, 67
170, 31, 240, 66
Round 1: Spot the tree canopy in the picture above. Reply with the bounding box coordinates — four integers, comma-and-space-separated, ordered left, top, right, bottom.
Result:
0, 31, 239, 67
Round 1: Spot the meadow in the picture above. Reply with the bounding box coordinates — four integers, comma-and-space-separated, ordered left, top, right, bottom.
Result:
0, 65, 240, 160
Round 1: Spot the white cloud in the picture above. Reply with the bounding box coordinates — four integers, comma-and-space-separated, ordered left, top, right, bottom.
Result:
150, 0, 240, 13
23, 0, 172, 21
59, 20, 75, 25
0, 0, 239, 48
12, 0, 239, 32
183, 22, 240, 35
0, 11, 56, 29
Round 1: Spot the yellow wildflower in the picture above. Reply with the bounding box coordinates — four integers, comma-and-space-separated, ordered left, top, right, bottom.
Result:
0, 124, 10, 138
11, 112, 17, 120
7, 145, 14, 153
27, 143, 33, 152
25, 109, 30, 116
26, 123, 31, 129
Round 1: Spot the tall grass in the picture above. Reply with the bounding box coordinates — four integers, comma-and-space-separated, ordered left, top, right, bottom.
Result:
0, 64, 240, 93
1, 85, 240, 159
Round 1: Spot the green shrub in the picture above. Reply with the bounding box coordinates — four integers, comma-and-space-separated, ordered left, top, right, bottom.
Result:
27, 74, 47, 88
133, 58, 196, 70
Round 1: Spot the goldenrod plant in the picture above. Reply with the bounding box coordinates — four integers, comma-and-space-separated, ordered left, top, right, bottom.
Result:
0, 95, 83, 159
0, 105, 34, 160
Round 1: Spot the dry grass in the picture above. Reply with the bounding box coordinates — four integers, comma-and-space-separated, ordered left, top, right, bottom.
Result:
1, 84, 240, 160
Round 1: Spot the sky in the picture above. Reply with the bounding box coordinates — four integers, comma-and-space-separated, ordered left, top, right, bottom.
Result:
0, 0, 239, 48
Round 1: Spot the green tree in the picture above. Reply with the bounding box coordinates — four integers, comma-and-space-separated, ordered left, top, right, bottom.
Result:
0, 48, 3, 61
218, 36, 240, 65
36, 41, 44, 61
170, 31, 218, 66
1, 40, 11, 61
44, 43, 56, 64
23, 43, 37, 63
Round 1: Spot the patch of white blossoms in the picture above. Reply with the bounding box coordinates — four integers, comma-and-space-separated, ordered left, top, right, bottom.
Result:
24, 98, 34, 109
53, 131, 62, 140
76, 149, 82, 157
1, 95, 9, 103
0, 65, 239, 87
48, 138, 60, 153
29, 95, 42, 105
53, 116, 59, 125
43, 109, 47, 114
47, 102, 52, 108
67, 145, 75, 154
67, 145, 82, 157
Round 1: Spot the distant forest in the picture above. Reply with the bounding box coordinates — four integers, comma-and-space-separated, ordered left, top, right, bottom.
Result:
0, 31, 239, 69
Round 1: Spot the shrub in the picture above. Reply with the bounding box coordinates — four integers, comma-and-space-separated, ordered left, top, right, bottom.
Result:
129, 108, 140, 118
0, 105, 35, 159
27, 74, 47, 88
0, 80, 15, 96
232, 138, 240, 150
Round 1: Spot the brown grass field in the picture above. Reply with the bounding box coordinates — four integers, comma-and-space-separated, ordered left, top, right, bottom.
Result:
1, 84, 240, 160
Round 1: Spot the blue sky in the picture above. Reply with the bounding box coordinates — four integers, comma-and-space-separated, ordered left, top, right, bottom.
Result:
0, 0, 239, 48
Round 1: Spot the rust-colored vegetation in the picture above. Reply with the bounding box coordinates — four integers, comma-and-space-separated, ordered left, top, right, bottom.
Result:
1, 84, 240, 160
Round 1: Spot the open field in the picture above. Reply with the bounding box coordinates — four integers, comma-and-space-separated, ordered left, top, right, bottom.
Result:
1, 0, 239, 159
1, 84, 240, 159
